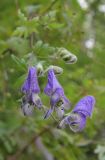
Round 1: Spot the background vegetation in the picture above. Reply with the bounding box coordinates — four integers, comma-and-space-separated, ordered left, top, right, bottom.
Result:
0, 0, 105, 160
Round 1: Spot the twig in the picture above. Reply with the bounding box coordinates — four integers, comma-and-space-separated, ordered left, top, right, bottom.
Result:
41, 0, 59, 15
35, 137, 54, 160
15, 0, 19, 12
0, 48, 13, 56
30, 32, 35, 48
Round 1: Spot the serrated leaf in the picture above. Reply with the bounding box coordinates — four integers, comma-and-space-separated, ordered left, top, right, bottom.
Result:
33, 40, 43, 52
13, 26, 28, 38
11, 54, 27, 71
1, 136, 13, 153
46, 10, 57, 19
11, 54, 20, 65
7, 37, 30, 54
13, 74, 26, 88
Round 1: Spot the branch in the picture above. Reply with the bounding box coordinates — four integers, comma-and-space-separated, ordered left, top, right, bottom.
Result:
35, 137, 54, 160
41, 0, 59, 15
7, 123, 57, 160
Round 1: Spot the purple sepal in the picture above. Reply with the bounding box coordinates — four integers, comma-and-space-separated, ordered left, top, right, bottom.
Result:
44, 69, 63, 96
64, 113, 86, 132
44, 69, 71, 118
73, 96, 95, 117
21, 67, 40, 94
44, 107, 54, 119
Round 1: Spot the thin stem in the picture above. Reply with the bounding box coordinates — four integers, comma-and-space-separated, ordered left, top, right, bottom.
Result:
35, 55, 50, 59
41, 0, 59, 15
30, 32, 35, 48
42, 105, 58, 123
15, 0, 19, 12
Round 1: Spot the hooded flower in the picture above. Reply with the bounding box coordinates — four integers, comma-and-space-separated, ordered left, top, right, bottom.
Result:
59, 96, 95, 132
21, 66, 42, 115
21, 67, 40, 94
72, 95, 95, 117
44, 69, 71, 119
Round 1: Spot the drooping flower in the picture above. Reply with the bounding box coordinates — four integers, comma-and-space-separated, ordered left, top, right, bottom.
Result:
72, 95, 95, 117
59, 96, 95, 132
21, 66, 42, 115
44, 69, 71, 119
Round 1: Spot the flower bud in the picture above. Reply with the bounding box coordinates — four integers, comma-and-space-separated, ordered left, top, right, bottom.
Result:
58, 48, 69, 57
57, 48, 77, 64
45, 65, 63, 75
36, 63, 44, 76
63, 54, 77, 64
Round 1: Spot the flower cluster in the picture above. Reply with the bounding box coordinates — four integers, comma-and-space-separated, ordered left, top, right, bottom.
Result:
21, 66, 95, 132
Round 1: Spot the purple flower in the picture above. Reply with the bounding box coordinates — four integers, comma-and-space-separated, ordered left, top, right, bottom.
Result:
44, 69, 71, 119
64, 113, 86, 132
21, 66, 40, 95
72, 95, 95, 117
59, 96, 95, 132
21, 67, 42, 115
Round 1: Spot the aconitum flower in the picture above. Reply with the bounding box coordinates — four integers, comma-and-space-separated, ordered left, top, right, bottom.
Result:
44, 69, 71, 119
72, 95, 95, 117
21, 66, 42, 115
59, 96, 95, 132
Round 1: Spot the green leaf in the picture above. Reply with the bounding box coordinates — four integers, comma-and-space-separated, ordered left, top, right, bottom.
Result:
11, 54, 27, 71
13, 74, 26, 88
0, 41, 8, 54
33, 40, 43, 52
7, 37, 30, 54
48, 23, 64, 29
18, 9, 27, 22
13, 26, 28, 38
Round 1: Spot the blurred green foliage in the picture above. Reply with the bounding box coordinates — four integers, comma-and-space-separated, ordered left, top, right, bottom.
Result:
0, 0, 105, 160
